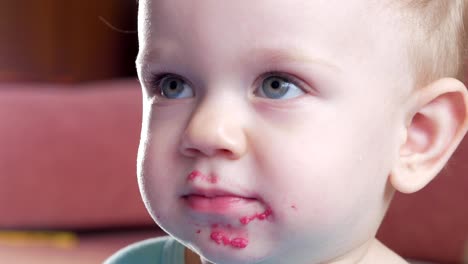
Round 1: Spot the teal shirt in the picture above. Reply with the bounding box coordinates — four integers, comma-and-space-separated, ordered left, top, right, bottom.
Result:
104, 236, 185, 264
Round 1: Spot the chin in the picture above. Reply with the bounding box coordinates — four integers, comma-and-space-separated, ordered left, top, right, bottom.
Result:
200, 254, 267, 264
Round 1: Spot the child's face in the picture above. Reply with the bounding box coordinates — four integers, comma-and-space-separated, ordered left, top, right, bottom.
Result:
137, 0, 411, 263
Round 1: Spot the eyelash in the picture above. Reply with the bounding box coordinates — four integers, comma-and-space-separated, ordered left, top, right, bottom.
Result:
148, 73, 174, 95
263, 72, 305, 89
147, 72, 305, 97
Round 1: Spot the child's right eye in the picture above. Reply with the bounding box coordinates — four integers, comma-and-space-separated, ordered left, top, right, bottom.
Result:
150, 74, 194, 99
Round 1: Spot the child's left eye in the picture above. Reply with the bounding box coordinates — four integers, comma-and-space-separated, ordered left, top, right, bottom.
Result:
255, 75, 305, 100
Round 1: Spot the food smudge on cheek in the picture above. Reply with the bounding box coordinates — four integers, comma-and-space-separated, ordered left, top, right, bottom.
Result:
187, 170, 218, 184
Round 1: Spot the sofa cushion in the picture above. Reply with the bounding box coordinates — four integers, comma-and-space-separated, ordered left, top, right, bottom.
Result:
0, 79, 153, 229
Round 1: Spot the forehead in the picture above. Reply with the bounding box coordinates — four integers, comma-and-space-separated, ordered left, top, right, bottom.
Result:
139, 0, 382, 52
138, 0, 411, 91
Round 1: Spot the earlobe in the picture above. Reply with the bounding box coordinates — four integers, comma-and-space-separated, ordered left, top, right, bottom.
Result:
391, 78, 468, 194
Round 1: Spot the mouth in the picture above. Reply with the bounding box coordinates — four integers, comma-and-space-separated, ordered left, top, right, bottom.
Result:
181, 189, 259, 214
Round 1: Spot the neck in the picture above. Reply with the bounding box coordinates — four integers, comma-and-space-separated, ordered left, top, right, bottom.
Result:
327, 239, 408, 264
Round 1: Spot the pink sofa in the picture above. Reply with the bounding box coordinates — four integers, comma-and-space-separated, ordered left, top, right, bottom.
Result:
0, 78, 466, 263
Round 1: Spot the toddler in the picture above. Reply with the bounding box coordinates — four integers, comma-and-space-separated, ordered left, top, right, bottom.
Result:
106, 0, 468, 263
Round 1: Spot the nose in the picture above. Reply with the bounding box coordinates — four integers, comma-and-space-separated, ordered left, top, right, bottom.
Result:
179, 99, 247, 160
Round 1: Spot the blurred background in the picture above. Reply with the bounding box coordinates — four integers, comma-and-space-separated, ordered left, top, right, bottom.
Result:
0, 1, 467, 263
1, 0, 138, 82
0, 1, 163, 263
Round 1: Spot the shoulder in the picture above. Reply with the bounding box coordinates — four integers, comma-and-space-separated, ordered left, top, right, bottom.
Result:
104, 236, 182, 264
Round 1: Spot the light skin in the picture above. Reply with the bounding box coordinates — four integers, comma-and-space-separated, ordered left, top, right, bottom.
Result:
136, 0, 468, 263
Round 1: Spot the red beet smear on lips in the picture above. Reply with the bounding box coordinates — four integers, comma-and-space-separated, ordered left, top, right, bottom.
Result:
187, 171, 218, 183
187, 171, 201, 181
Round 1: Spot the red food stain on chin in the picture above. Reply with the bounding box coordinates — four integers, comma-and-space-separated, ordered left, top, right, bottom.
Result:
210, 231, 229, 245
210, 231, 248, 249
230, 237, 248, 248
239, 208, 273, 225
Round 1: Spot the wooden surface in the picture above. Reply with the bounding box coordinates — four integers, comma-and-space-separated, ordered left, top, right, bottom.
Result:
1, 1, 138, 82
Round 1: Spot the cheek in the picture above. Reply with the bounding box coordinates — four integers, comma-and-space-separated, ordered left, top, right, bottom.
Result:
137, 112, 188, 220
140, 105, 191, 176
255, 113, 396, 229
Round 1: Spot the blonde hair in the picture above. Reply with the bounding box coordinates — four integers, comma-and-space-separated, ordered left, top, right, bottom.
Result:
399, 0, 468, 87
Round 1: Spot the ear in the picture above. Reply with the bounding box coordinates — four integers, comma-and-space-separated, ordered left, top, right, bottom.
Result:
391, 78, 468, 194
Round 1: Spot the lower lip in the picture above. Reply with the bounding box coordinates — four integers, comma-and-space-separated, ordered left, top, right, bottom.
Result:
184, 195, 256, 213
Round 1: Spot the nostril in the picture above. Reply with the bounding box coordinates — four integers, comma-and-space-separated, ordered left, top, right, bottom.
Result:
184, 148, 202, 157
182, 148, 234, 158
219, 149, 233, 156
215, 149, 237, 160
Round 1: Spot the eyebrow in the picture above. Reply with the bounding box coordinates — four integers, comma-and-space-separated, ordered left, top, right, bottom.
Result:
136, 44, 179, 66
247, 46, 342, 73
137, 44, 341, 74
